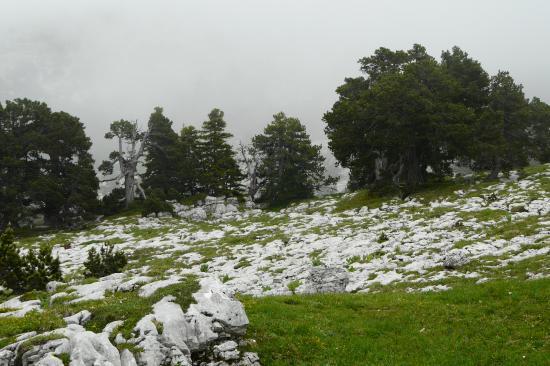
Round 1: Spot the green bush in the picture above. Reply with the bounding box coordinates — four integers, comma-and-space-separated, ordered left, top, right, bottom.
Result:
0, 227, 62, 293
141, 195, 174, 218
23, 245, 62, 292
84, 244, 127, 278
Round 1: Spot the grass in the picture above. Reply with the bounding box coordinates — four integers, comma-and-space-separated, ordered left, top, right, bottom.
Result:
0, 311, 65, 348
242, 278, 549, 365
482, 214, 545, 241
334, 190, 391, 212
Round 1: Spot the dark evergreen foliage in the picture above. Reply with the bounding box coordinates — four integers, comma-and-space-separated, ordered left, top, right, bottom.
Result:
141, 190, 174, 217
324, 44, 549, 192
84, 244, 127, 278
0, 99, 99, 229
197, 109, 244, 196
0, 227, 61, 293
253, 112, 334, 205
143, 107, 181, 199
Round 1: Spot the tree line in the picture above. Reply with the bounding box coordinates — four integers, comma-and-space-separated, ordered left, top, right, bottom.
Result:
1, 44, 549, 229
0, 102, 329, 229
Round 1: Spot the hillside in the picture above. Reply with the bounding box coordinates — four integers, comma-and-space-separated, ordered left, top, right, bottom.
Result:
1, 164, 549, 365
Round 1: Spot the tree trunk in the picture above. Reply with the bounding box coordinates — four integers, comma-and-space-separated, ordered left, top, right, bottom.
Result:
488, 157, 501, 180
124, 172, 135, 208
405, 147, 422, 190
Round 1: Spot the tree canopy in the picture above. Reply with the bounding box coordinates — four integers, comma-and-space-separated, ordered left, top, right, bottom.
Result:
324, 44, 549, 193
253, 112, 333, 205
0, 99, 98, 228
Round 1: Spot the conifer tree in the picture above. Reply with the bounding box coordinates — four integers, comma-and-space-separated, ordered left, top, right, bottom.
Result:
526, 97, 550, 163
143, 107, 181, 199
178, 125, 202, 196
0, 99, 98, 228
472, 71, 529, 178
253, 112, 333, 205
198, 109, 243, 196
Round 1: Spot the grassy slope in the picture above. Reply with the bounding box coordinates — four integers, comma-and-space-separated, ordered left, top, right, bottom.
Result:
242, 277, 549, 366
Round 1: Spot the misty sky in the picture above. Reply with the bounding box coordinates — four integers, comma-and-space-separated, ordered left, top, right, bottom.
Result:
1, 0, 549, 163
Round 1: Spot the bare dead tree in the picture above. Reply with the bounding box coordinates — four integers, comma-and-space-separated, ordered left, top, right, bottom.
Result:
99, 120, 151, 207
238, 142, 261, 201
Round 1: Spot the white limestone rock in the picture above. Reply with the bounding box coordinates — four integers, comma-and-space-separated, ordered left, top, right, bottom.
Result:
304, 266, 349, 294
237, 352, 261, 366
186, 278, 249, 338
103, 320, 124, 336
139, 276, 181, 298
443, 250, 470, 269
64, 310, 92, 326
46, 281, 65, 293
190, 207, 208, 221
70, 273, 127, 303
36, 353, 64, 366
152, 297, 194, 355
69, 330, 121, 366
16, 331, 37, 341
213, 340, 239, 361
0, 296, 42, 318
120, 349, 138, 366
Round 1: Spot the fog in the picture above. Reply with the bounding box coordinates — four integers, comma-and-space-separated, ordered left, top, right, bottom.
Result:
1, 0, 549, 163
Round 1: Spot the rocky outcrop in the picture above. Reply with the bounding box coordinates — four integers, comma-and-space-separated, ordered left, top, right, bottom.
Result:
0, 280, 259, 366
172, 196, 256, 221
129, 278, 253, 365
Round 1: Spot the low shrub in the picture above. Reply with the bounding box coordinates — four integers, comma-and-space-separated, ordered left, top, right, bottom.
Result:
84, 244, 127, 278
0, 227, 62, 294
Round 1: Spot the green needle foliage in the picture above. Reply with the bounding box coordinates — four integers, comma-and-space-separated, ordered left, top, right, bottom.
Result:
0, 227, 61, 293
84, 243, 128, 278
253, 112, 335, 206
324, 44, 550, 193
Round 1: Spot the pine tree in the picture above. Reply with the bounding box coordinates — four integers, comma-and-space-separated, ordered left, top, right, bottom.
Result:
325, 45, 464, 192
253, 112, 333, 205
472, 71, 529, 178
526, 97, 550, 163
198, 109, 243, 196
0, 99, 98, 228
143, 107, 181, 199
178, 125, 202, 196
0, 227, 24, 292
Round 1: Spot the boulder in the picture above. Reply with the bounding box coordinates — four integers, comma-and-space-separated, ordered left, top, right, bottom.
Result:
152, 297, 196, 354
186, 278, 249, 337
226, 197, 239, 206
19, 338, 69, 366
443, 250, 470, 269
305, 266, 349, 294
